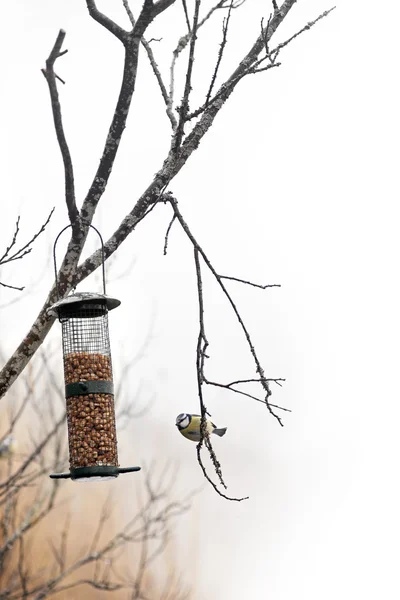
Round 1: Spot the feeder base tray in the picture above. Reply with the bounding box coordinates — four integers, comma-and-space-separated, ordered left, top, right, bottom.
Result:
50, 465, 141, 481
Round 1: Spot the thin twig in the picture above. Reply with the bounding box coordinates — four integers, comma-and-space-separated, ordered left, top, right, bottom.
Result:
0, 209, 55, 266
206, 378, 290, 411
269, 7, 336, 60
173, 0, 201, 150
220, 275, 280, 289
205, 0, 233, 106
181, 0, 191, 32
0, 281, 24, 291
17, 535, 29, 597
163, 214, 177, 255
227, 377, 285, 387
0, 216, 21, 263
249, 62, 281, 74
0, 209, 55, 291
142, 39, 178, 129
196, 441, 248, 501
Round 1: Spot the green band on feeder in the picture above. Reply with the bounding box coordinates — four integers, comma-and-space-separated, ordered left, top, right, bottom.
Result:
65, 380, 114, 397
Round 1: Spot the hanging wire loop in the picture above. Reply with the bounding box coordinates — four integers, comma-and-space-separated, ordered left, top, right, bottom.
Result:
53, 223, 106, 300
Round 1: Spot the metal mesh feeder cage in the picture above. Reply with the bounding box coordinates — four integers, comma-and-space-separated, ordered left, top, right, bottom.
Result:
48, 225, 140, 481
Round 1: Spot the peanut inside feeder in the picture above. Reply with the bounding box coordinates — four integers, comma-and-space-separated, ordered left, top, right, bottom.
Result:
64, 351, 117, 469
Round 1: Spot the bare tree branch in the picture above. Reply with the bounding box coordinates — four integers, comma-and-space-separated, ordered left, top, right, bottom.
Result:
80, 11, 139, 226
121, 0, 177, 129
187, 2, 333, 120
122, 0, 136, 28
133, 0, 177, 39
41, 30, 78, 225
173, 0, 201, 151
170, 0, 235, 101
167, 194, 284, 425
0, 0, 333, 408
0, 1, 177, 399
86, 0, 128, 40
192, 248, 248, 500
81, 0, 176, 224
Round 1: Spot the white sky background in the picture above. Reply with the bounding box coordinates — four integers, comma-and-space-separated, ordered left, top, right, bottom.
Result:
1, 0, 400, 598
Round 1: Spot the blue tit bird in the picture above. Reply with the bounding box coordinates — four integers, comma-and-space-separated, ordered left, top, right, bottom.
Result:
175, 413, 227, 442
0, 435, 16, 459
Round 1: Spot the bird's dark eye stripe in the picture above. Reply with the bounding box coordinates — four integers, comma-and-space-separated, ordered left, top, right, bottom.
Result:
176, 414, 192, 426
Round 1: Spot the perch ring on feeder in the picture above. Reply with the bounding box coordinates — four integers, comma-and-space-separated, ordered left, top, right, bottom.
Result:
48, 224, 141, 481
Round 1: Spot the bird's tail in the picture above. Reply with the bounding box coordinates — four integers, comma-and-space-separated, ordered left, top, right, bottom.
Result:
213, 427, 227, 437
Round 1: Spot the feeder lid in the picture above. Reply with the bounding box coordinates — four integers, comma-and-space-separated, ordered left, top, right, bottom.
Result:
47, 292, 121, 317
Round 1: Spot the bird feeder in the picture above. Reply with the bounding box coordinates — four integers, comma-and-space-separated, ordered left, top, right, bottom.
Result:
48, 225, 140, 481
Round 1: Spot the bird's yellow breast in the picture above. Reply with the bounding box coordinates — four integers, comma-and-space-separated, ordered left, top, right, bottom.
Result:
179, 415, 214, 441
